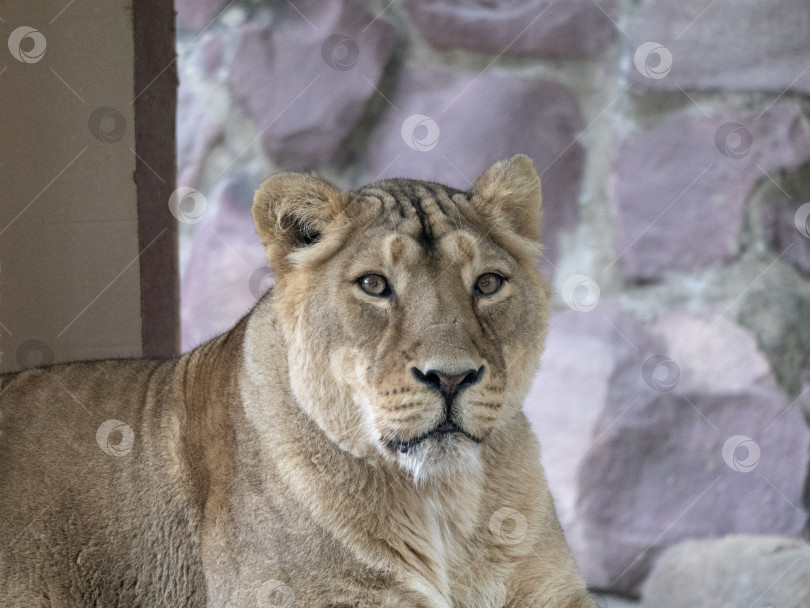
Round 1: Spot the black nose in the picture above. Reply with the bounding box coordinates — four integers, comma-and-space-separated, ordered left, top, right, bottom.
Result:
411, 366, 484, 400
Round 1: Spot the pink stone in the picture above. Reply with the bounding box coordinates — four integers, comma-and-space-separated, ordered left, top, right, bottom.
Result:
403, 0, 618, 58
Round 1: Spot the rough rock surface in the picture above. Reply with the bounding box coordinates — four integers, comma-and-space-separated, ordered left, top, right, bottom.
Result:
180, 180, 270, 352
175, 0, 229, 31
562, 310, 809, 595
763, 198, 810, 277
525, 301, 652, 537
640, 536, 810, 608
402, 0, 618, 58
228, 0, 397, 168
626, 0, 810, 94
365, 66, 584, 270
611, 103, 810, 281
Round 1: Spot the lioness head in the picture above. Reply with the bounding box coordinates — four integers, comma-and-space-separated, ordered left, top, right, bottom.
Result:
252, 155, 551, 481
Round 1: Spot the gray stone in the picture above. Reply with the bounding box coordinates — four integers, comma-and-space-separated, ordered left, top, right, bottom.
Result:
611, 103, 810, 281
570, 310, 809, 595
640, 536, 810, 608
402, 0, 618, 58
180, 179, 269, 351
175, 0, 229, 31
763, 197, 810, 277
626, 0, 810, 94
716, 259, 810, 398
364, 67, 585, 270
228, 0, 397, 168
595, 594, 640, 608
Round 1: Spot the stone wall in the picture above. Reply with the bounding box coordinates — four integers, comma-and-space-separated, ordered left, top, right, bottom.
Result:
175, 0, 810, 600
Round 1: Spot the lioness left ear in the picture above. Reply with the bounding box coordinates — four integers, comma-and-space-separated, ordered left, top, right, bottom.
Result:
470, 154, 543, 241
252, 172, 350, 274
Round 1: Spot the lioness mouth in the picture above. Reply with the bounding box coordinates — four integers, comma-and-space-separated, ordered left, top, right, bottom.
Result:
384, 419, 480, 454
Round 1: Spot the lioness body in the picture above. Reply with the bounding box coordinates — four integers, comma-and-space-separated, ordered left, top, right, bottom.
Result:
0, 156, 595, 607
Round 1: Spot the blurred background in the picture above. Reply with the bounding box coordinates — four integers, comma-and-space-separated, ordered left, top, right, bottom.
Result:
174, 1, 810, 604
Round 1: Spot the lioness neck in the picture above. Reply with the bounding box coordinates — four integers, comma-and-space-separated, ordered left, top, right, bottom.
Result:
232, 291, 487, 600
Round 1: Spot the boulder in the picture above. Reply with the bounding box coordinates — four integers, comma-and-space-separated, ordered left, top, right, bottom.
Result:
640, 536, 810, 608
525, 301, 653, 537
569, 311, 809, 595
611, 103, 810, 281
228, 0, 397, 168
364, 67, 584, 270
626, 0, 810, 94
402, 0, 618, 58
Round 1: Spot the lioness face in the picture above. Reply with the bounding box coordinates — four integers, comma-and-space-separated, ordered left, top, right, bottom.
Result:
253, 156, 550, 481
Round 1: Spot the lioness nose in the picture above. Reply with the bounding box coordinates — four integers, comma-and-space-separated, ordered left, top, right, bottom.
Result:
411, 366, 484, 399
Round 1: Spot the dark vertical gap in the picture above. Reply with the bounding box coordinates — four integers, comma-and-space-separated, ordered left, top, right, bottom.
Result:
133, 0, 179, 358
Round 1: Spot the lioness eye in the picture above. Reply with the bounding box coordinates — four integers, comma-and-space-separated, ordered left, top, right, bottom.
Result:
358, 274, 391, 297
475, 273, 504, 296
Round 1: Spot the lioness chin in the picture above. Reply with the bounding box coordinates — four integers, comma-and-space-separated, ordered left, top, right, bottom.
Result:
0, 155, 595, 607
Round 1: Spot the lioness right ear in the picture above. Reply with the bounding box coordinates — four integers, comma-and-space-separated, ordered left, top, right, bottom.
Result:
252, 172, 350, 274
470, 154, 543, 242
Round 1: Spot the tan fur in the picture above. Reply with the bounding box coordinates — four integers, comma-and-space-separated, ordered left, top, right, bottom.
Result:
0, 155, 595, 607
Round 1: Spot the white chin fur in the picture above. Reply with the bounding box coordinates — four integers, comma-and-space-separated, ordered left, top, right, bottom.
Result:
396, 435, 482, 485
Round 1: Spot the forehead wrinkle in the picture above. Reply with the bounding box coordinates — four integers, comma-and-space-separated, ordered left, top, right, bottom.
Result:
438, 229, 480, 268
384, 233, 407, 266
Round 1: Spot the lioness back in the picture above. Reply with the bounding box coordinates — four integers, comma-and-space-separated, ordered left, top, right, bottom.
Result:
0, 156, 596, 608
0, 357, 208, 606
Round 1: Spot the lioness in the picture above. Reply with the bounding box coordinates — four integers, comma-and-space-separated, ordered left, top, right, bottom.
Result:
0, 155, 595, 607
